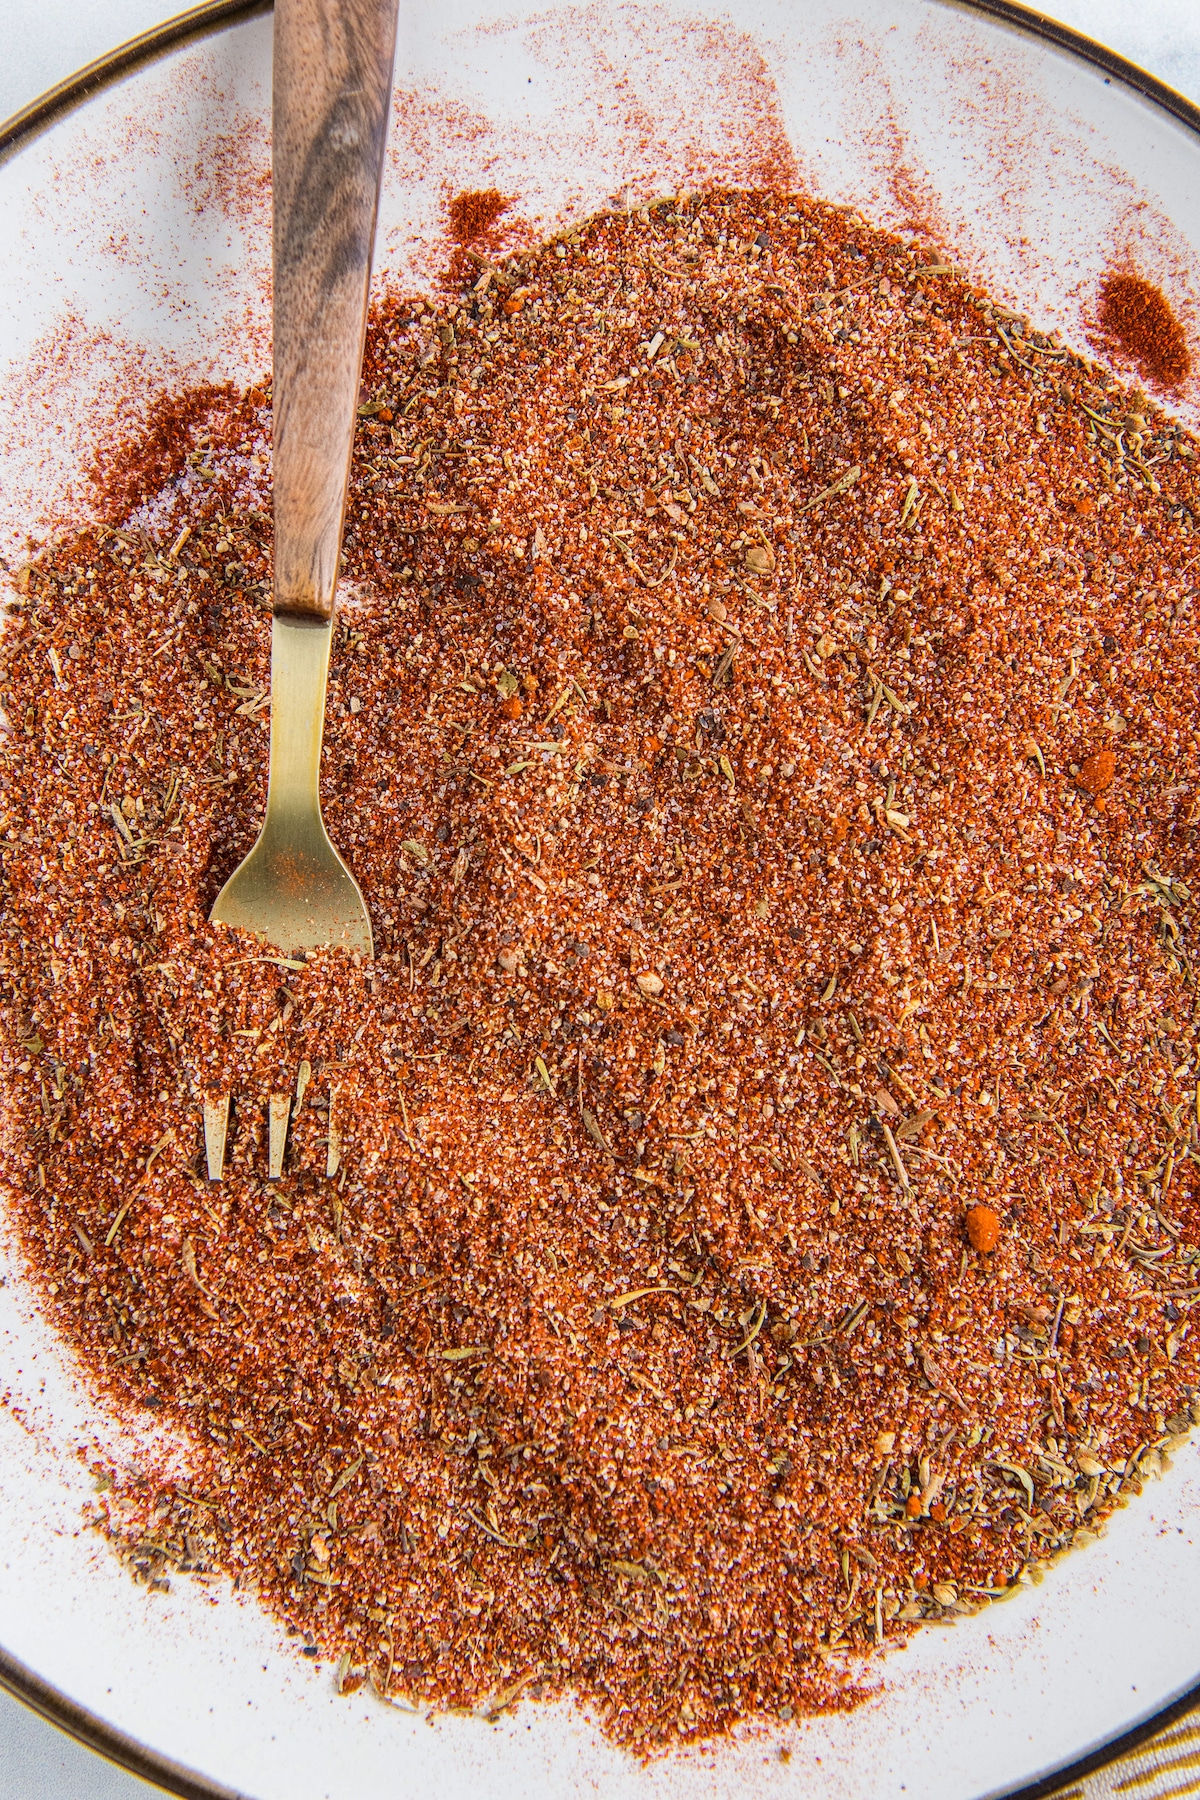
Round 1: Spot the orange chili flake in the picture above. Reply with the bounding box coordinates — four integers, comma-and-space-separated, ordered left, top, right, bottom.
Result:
966, 1205, 1002, 1254
1077, 748, 1116, 796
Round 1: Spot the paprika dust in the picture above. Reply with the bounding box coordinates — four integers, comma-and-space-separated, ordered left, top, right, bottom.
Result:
2, 189, 1200, 1753
1098, 273, 1192, 392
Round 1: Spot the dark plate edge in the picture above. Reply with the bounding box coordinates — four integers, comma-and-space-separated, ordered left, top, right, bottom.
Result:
0, 1641, 249, 1800
0, 1, 1199, 1797
0, 0, 270, 163
957, 0, 1200, 137
992, 1674, 1200, 1800
4, 0, 1200, 158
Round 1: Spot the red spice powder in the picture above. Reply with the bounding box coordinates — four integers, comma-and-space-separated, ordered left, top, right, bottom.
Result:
3, 190, 1200, 1756
448, 188, 510, 245
1099, 273, 1192, 391
87, 382, 241, 529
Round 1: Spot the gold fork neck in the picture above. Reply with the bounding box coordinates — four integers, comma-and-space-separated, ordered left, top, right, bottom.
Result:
265, 612, 333, 820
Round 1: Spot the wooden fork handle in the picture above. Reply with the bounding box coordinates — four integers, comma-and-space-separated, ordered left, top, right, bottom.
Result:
272, 0, 398, 622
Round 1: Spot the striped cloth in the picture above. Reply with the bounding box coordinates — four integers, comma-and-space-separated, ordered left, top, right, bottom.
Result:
1050, 1713, 1200, 1799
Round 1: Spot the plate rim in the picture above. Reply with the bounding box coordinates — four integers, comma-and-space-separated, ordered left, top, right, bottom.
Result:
3, 0, 1200, 159
0, 0, 270, 165
1, 2, 1198, 1795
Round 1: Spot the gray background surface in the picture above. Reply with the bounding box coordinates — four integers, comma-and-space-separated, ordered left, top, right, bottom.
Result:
1, 2, 1198, 1796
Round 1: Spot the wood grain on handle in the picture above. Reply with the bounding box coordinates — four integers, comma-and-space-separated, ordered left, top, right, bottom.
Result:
272, 0, 398, 622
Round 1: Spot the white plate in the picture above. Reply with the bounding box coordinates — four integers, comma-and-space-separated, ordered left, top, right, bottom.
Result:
2, 4, 1199, 1796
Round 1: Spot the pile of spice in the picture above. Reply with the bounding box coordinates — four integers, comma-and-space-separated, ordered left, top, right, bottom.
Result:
1098, 272, 1193, 394
2, 189, 1200, 1755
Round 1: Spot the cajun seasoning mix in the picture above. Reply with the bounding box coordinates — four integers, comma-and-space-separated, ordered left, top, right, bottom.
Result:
2, 190, 1199, 1752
